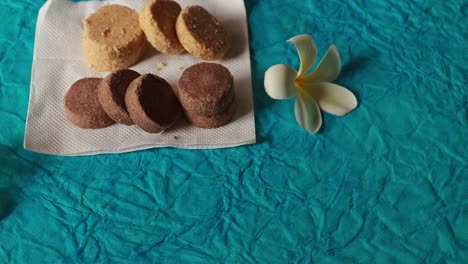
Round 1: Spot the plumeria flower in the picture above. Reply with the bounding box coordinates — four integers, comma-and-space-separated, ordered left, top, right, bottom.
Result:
264, 34, 357, 133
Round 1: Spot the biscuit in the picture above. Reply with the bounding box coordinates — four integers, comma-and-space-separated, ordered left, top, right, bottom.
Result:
179, 62, 234, 116
176, 6, 229, 61
98, 69, 140, 125
139, 0, 184, 54
178, 63, 235, 128
64, 78, 115, 129
125, 74, 182, 133
83, 5, 145, 71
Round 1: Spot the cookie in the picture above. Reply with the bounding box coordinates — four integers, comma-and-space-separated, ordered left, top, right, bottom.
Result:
139, 0, 184, 54
178, 62, 236, 128
98, 69, 140, 125
179, 62, 234, 116
64, 78, 115, 129
125, 74, 182, 133
184, 100, 236, 128
83, 5, 145, 71
176, 5, 229, 61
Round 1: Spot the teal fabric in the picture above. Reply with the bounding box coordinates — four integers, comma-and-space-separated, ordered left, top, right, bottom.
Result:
0, 0, 467, 263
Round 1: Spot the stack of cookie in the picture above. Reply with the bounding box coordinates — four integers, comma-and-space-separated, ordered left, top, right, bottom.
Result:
178, 63, 235, 128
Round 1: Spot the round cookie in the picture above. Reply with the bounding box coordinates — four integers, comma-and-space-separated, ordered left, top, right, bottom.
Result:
64, 78, 115, 129
125, 74, 182, 133
176, 6, 230, 61
83, 5, 145, 71
184, 100, 236, 128
139, 0, 184, 54
179, 62, 234, 116
98, 69, 140, 125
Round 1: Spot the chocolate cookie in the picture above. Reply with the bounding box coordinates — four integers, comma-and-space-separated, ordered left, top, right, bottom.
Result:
64, 78, 115, 129
98, 69, 140, 125
139, 0, 184, 54
176, 6, 230, 61
179, 62, 234, 116
125, 74, 182, 133
178, 63, 235, 128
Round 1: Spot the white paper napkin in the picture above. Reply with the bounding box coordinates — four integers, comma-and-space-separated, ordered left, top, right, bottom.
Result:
24, 0, 256, 156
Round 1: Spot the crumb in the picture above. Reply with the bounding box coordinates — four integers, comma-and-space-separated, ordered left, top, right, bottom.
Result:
155, 61, 168, 72
173, 135, 179, 139
178, 66, 185, 71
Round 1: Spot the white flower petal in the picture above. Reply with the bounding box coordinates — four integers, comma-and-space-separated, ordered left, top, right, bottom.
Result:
300, 45, 341, 83
294, 93, 322, 134
288, 34, 317, 76
264, 64, 298, 99
301, 82, 357, 116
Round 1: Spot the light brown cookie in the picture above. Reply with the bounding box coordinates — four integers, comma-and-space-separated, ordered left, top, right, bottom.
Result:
139, 0, 185, 54
98, 69, 140, 125
83, 5, 145, 71
64, 78, 115, 129
176, 5, 230, 61
125, 74, 182, 133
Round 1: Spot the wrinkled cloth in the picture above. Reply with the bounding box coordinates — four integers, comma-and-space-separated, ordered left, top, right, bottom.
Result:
0, 0, 467, 263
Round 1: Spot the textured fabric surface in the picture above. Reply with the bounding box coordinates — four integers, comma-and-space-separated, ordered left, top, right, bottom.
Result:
0, 0, 467, 263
